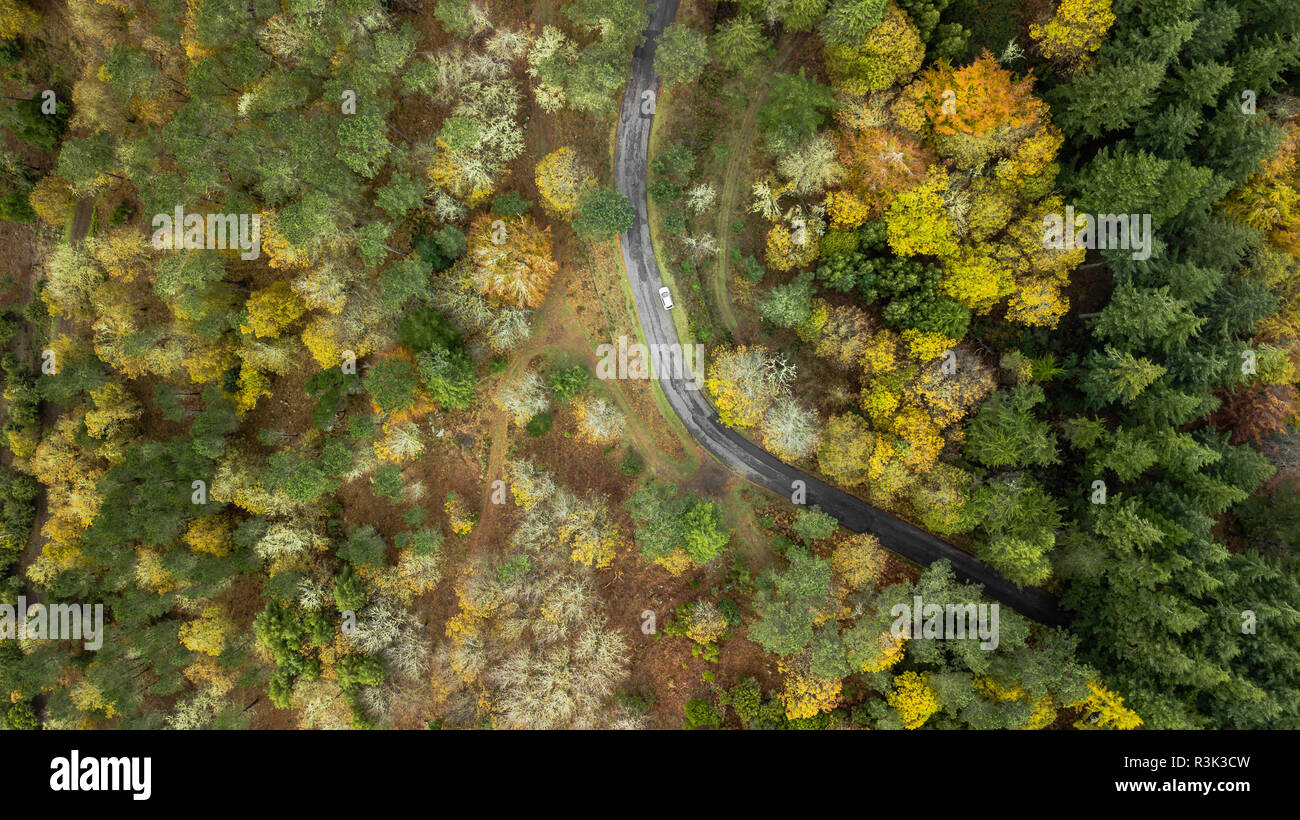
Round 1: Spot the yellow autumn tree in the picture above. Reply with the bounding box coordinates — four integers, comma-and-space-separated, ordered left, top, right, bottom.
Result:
862, 374, 903, 427
994, 124, 1066, 188
823, 1, 924, 95
83, 382, 142, 448
88, 226, 153, 284
242, 280, 306, 338
1029, 0, 1116, 70
428, 136, 496, 207
535, 147, 595, 218
179, 605, 232, 657
903, 328, 959, 362
795, 297, 830, 342
765, 220, 821, 272
906, 349, 996, 430
777, 659, 842, 720
653, 547, 696, 577
817, 412, 876, 486
27, 411, 104, 585
0, 0, 39, 41
184, 515, 232, 556
885, 167, 958, 258
70, 679, 119, 720
184, 656, 236, 695
559, 495, 621, 569
1222, 119, 1300, 258
825, 190, 871, 229
42, 241, 103, 319
301, 316, 343, 369
182, 333, 238, 384
1071, 680, 1143, 730
975, 676, 1058, 729
136, 548, 180, 593
574, 396, 626, 444
858, 329, 899, 378
889, 407, 945, 471
939, 246, 1015, 312
988, 197, 1080, 327
682, 600, 728, 645
887, 670, 941, 728
505, 459, 557, 509
705, 345, 790, 429
445, 492, 476, 535
6, 424, 38, 459
832, 532, 886, 591
234, 365, 271, 414
813, 304, 875, 370
846, 624, 907, 673
1007, 275, 1069, 328
863, 436, 919, 505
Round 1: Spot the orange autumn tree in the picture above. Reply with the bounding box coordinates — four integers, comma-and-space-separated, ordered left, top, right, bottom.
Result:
1211, 383, 1298, 444
923, 50, 1046, 139
836, 127, 933, 216
467, 214, 558, 308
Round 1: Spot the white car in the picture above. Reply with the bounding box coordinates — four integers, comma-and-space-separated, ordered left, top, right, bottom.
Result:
658, 286, 674, 310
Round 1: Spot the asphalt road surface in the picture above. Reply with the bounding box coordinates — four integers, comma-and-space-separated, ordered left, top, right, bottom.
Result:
612, 0, 1065, 626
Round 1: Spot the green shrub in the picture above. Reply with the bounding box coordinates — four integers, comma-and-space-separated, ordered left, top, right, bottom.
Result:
548, 365, 589, 401
491, 191, 533, 217
619, 448, 644, 476
683, 697, 723, 729
524, 411, 552, 436
333, 565, 369, 612
371, 464, 404, 502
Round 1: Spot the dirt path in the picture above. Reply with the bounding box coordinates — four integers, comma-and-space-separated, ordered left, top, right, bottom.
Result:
16, 196, 95, 597
465, 287, 565, 553
707, 35, 806, 341
69, 197, 94, 243
465, 0, 559, 554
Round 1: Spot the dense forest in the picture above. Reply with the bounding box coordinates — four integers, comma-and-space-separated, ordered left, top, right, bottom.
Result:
0, 0, 1295, 731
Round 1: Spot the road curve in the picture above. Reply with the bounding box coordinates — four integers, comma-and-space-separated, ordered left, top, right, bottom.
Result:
611, 1, 1066, 626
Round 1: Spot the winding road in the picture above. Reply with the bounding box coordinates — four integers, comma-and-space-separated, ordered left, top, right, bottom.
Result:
612, 0, 1065, 626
